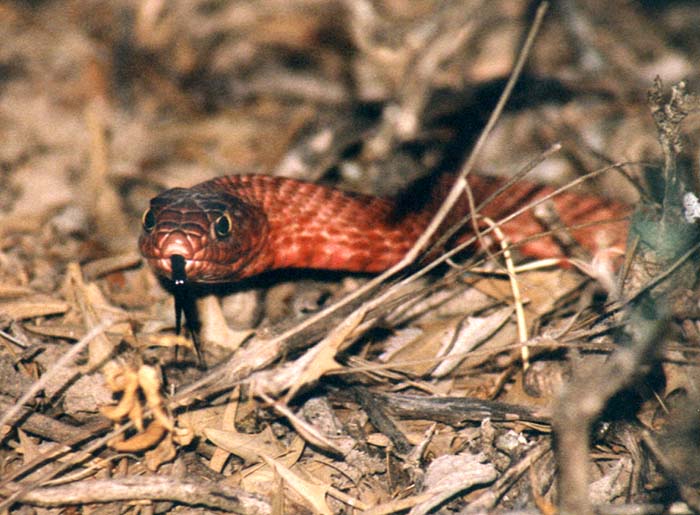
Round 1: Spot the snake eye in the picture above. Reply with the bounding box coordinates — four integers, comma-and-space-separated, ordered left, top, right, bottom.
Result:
214, 213, 232, 238
142, 208, 156, 233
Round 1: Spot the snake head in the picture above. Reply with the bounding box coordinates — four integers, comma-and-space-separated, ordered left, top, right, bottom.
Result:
138, 187, 269, 283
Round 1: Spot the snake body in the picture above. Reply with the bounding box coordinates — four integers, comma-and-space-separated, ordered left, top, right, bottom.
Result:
139, 174, 629, 284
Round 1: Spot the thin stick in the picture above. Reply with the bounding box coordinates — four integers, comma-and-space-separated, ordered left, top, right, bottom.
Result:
479, 215, 530, 367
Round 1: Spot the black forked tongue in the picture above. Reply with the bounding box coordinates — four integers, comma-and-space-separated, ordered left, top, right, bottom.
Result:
170, 255, 203, 367
171, 254, 187, 334
171, 254, 187, 287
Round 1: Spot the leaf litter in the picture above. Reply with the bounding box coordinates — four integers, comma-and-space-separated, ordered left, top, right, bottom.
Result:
2, 1, 700, 514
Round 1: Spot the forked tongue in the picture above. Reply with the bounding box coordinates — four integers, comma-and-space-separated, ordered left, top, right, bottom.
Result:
170, 255, 203, 366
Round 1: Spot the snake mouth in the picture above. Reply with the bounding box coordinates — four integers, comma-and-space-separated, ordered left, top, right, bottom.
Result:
145, 257, 236, 284
146, 256, 204, 279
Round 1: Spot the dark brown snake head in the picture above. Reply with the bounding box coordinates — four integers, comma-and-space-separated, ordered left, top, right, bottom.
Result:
138, 187, 269, 283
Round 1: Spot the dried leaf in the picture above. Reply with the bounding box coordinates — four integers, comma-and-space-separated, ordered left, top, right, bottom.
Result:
24, 323, 84, 340
432, 308, 513, 378
144, 434, 177, 471
205, 425, 287, 465
101, 367, 141, 425
0, 284, 34, 299
138, 365, 173, 431
381, 308, 512, 377
109, 420, 167, 452
262, 394, 343, 457
261, 455, 333, 515
474, 269, 583, 317
63, 263, 122, 367
285, 307, 365, 401
208, 387, 240, 473
17, 429, 41, 463
409, 453, 498, 515
231, 436, 305, 494
0, 299, 69, 320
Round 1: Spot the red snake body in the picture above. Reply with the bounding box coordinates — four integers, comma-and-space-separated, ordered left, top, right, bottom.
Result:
139, 174, 630, 284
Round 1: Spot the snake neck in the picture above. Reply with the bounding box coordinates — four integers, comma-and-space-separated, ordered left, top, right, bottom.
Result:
206, 175, 430, 275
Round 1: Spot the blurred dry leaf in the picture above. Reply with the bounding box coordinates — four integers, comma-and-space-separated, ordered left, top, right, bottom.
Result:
261, 455, 333, 515
109, 420, 167, 453
17, 429, 41, 464
229, 435, 305, 495
264, 395, 344, 457
474, 269, 584, 317
284, 306, 365, 400
0, 285, 34, 299
409, 453, 498, 515
178, 404, 227, 437
381, 308, 513, 378
144, 434, 177, 471
0, 299, 69, 320
205, 425, 287, 465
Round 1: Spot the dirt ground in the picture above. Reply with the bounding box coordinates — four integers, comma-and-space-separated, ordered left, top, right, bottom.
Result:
2, 1, 700, 513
